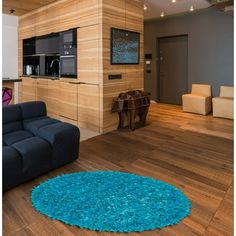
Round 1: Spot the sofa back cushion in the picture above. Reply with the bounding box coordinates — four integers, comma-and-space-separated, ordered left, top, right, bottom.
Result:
191, 84, 211, 97
20, 101, 47, 120
3, 104, 23, 135
220, 86, 234, 98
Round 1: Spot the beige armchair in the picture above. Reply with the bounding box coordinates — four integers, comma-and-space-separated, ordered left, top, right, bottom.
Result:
182, 84, 212, 115
212, 86, 234, 119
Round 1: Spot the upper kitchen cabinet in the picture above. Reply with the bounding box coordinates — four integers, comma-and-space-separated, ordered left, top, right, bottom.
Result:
35, 3, 61, 37
19, 12, 36, 39
77, 0, 100, 27
58, 0, 79, 32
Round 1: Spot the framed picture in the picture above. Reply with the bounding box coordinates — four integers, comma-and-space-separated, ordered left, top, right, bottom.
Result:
111, 28, 140, 65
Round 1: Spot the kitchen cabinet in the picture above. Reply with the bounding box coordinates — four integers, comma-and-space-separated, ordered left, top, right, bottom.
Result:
59, 81, 78, 121
59, 0, 79, 32
77, 84, 100, 132
18, 77, 36, 103
47, 80, 60, 119
36, 79, 48, 105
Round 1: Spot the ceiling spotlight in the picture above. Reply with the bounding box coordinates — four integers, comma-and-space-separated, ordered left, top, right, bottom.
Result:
190, 5, 194, 11
172, 0, 176, 3
144, 4, 147, 10
9, 9, 15, 14
160, 12, 165, 17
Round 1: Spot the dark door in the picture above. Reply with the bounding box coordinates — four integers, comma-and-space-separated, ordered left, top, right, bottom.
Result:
158, 35, 188, 105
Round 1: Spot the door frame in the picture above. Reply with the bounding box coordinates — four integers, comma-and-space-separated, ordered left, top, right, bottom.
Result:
156, 34, 188, 103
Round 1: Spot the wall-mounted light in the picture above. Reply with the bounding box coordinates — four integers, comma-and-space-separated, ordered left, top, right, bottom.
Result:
144, 4, 147, 10
172, 0, 176, 3
160, 12, 165, 17
189, 5, 194, 11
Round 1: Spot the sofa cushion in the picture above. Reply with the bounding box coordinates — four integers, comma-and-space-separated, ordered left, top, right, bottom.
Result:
23, 117, 60, 135
3, 146, 23, 191
38, 122, 80, 167
20, 101, 47, 120
3, 104, 23, 134
12, 137, 52, 178
3, 130, 34, 146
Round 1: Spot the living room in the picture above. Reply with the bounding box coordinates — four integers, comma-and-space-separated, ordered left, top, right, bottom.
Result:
2, 0, 234, 235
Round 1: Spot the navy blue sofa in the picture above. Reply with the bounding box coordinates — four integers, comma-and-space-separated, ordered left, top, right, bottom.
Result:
3, 101, 80, 192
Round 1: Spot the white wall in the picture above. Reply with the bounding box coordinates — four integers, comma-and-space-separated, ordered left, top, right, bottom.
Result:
2, 14, 18, 79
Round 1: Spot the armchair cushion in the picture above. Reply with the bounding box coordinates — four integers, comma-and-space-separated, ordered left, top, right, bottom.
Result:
212, 97, 234, 119
220, 86, 234, 98
182, 94, 212, 115
192, 84, 211, 97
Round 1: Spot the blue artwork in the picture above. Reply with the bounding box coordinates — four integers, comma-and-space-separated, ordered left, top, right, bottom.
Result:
111, 28, 140, 64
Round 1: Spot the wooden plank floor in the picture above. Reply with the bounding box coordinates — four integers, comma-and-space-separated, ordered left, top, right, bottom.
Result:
3, 103, 234, 236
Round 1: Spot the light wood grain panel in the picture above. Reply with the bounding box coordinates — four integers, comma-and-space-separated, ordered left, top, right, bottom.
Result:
78, 25, 102, 84
101, 0, 144, 132
36, 78, 48, 104
77, 84, 100, 132
18, 77, 36, 103
47, 79, 60, 118
77, 0, 100, 27
59, 81, 78, 121
58, 0, 79, 32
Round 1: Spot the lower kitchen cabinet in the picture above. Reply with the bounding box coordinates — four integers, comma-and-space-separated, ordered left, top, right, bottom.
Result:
36, 79, 48, 104
77, 83, 100, 133
59, 81, 78, 121
47, 80, 60, 119
18, 77, 36, 103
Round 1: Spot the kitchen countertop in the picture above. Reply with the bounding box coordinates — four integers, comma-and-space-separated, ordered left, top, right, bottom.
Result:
20, 75, 60, 80
2, 78, 22, 82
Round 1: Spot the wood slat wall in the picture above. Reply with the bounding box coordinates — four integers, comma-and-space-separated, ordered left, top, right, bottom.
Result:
102, 0, 144, 132
18, 0, 144, 133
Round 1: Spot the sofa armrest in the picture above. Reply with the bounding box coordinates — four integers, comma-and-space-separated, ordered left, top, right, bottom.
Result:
38, 122, 80, 167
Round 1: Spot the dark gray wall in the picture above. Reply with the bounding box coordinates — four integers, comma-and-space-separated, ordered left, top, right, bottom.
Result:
144, 8, 233, 99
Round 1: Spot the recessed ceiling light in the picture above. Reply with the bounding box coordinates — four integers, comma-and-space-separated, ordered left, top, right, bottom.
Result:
190, 5, 194, 11
160, 12, 165, 17
144, 4, 147, 10
172, 0, 176, 3
9, 9, 15, 14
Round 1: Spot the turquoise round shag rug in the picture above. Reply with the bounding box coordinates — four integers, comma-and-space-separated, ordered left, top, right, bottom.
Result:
31, 171, 191, 232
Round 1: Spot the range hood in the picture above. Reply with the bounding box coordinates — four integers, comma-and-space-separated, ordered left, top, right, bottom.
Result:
207, 0, 234, 15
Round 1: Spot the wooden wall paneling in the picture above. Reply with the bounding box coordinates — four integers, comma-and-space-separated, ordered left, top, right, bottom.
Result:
47, 79, 60, 119
101, 0, 144, 133
18, 77, 36, 103
77, 84, 100, 132
125, 0, 144, 32
18, 39, 23, 76
36, 79, 48, 105
19, 12, 36, 39
59, 81, 78, 121
77, 0, 100, 27
78, 25, 101, 84
58, 0, 79, 32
